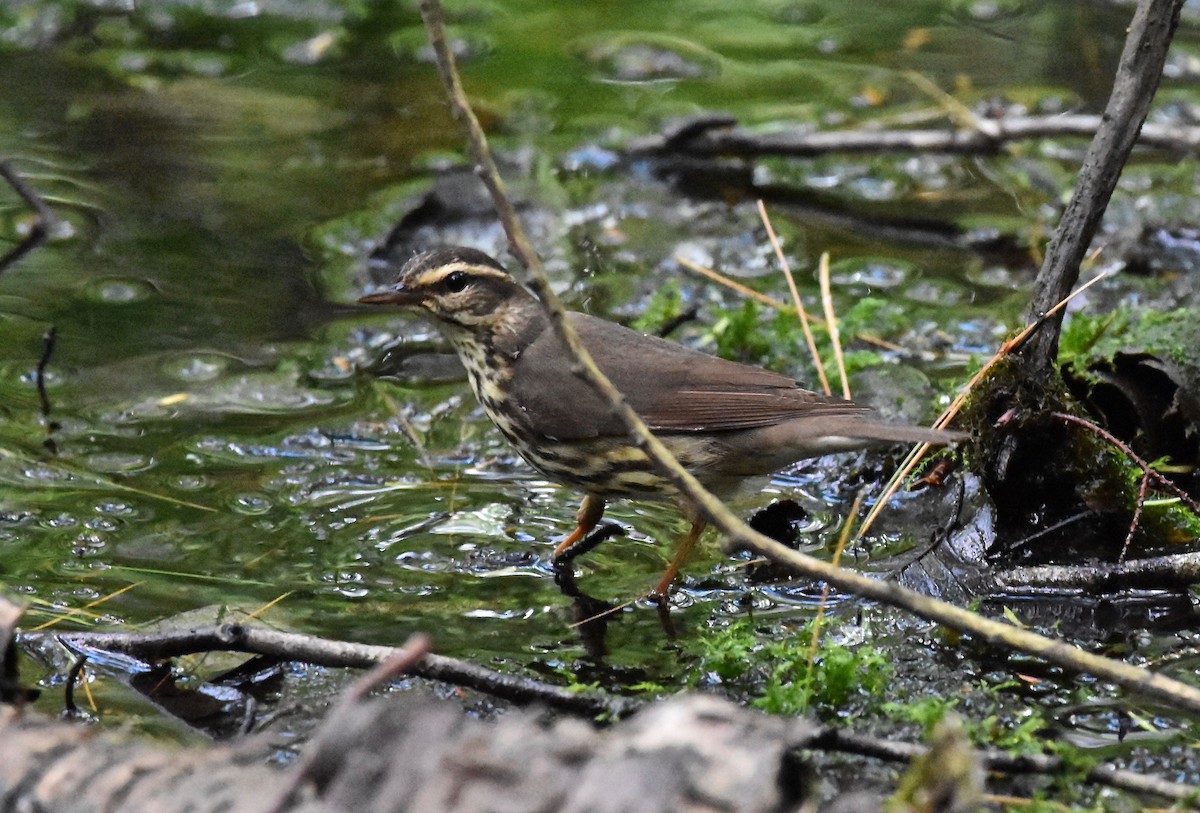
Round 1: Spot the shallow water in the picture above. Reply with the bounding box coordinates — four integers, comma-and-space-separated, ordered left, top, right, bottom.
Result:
2, 0, 1199, 780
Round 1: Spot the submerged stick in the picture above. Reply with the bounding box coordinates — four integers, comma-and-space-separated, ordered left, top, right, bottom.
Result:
0, 158, 57, 276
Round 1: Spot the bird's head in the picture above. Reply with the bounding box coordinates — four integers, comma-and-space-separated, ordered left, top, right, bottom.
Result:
360, 247, 538, 337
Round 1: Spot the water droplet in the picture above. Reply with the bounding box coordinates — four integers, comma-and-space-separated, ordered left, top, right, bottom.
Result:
95, 500, 135, 516
82, 277, 156, 305
172, 474, 210, 491
231, 493, 273, 515
86, 516, 121, 532
44, 513, 79, 529
86, 452, 152, 474
162, 354, 230, 383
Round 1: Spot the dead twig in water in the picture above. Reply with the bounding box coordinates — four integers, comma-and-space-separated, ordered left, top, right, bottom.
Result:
43, 624, 637, 719
0, 159, 57, 276
37, 327, 59, 453
629, 113, 1200, 160
996, 550, 1200, 592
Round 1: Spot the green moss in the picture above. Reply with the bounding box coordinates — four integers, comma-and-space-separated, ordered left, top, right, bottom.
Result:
630, 280, 685, 335
840, 296, 908, 340
711, 299, 776, 363
687, 619, 892, 717
1060, 305, 1200, 373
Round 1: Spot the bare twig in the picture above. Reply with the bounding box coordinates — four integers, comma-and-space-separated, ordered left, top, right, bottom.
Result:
1052, 411, 1200, 516
629, 113, 1200, 159
996, 550, 1200, 591
36, 327, 55, 418
37, 326, 58, 454
1123, 469, 1151, 563
416, 1, 538, 271
63, 655, 87, 716
809, 726, 1200, 803
816, 252, 849, 400
342, 633, 431, 704
0, 159, 57, 276
415, 0, 1200, 715
43, 624, 636, 719
263, 634, 432, 813
676, 255, 792, 312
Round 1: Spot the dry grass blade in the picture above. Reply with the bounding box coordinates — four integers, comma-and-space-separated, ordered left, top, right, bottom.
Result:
902, 69, 982, 131
757, 200, 832, 395
807, 489, 867, 681
817, 252, 850, 400
675, 255, 793, 312
29, 582, 143, 632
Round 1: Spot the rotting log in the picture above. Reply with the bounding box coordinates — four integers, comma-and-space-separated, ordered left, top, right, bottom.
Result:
0, 694, 819, 813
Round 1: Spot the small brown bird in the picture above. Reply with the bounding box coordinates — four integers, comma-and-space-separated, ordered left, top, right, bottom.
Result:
361, 247, 963, 601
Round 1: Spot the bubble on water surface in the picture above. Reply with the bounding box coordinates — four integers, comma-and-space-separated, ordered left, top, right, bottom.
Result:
82, 276, 156, 305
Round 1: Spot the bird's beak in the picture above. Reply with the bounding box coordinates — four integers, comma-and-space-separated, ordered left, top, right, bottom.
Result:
358, 285, 424, 307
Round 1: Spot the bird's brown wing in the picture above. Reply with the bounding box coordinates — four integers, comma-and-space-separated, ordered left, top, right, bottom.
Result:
507, 312, 867, 440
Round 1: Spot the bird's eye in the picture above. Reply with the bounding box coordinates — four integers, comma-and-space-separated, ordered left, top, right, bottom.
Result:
443, 271, 469, 293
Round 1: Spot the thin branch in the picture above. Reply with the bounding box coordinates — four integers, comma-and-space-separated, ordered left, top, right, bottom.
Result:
263, 634, 432, 813
1052, 411, 1200, 516
996, 550, 1200, 591
676, 255, 793, 312
37, 326, 59, 454
0, 159, 57, 276
416, 1, 538, 271
628, 113, 1200, 159
416, 0, 1200, 716
36, 327, 55, 418
42, 625, 637, 719
1122, 469, 1151, 563
809, 726, 1200, 804
816, 252, 849, 400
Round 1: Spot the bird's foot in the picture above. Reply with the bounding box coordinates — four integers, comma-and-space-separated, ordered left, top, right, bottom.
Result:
551, 522, 624, 565
646, 586, 670, 606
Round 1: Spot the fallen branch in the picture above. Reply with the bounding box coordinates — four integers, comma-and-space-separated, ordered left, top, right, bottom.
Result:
0, 158, 56, 276
996, 551, 1200, 591
628, 113, 1200, 159
809, 726, 1200, 804
38, 624, 637, 719
24, 617, 1200, 804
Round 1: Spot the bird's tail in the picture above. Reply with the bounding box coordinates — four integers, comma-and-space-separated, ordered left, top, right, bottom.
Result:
839, 420, 968, 447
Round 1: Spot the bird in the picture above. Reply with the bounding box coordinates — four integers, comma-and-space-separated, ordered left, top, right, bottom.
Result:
360, 246, 965, 601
